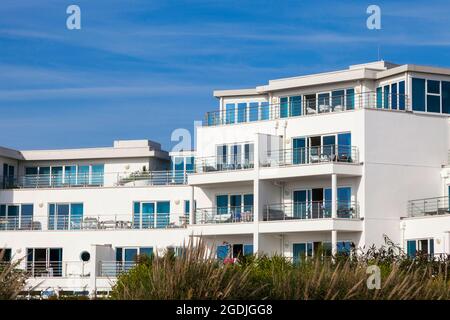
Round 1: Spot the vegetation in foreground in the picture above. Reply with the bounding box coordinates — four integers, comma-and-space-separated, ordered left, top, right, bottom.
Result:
111, 240, 450, 300
0, 250, 27, 300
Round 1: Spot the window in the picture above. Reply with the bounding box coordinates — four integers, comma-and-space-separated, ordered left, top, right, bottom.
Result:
237, 103, 247, 123
412, 78, 426, 111
0, 204, 34, 230
376, 87, 383, 108
225, 104, 235, 124
399, 81, 405, 110
24, 164, 104, 187
280, 97, 289, 118
216, 143, 254, 170
1, 248, 11, 262
346, 89, 355, 110
133, 201, 171, 229
216, 194, 253, 218
426, 80, 441, 113
260, 102, 270, 120
27, 248, 63, 277
442, 81, 450, 114
407, 238, 434, 258
216, 243, 253, 260
377, 81, 406, 110
115, 247, 153, 272
48, 203, 83, 230
249, 102, 259, 121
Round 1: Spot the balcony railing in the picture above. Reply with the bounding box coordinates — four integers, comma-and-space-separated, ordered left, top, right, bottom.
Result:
408, 196, 450, 217
194, 157, 254, 173
0, 214, 187, 231
263, 201, 359, 221
0, 171, 188, 189
203, 92, 409, 127
26, 261, 89, 278
195, 207, 254, 224
260, 145, 358, 167
99, 261, 136, 277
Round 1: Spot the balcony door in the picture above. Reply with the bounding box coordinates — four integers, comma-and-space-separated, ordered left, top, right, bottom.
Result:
292, 137, 306, 164
293, 190, 311, 218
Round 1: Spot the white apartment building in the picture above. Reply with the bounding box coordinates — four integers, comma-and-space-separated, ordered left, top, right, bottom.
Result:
1, 61, 450, 295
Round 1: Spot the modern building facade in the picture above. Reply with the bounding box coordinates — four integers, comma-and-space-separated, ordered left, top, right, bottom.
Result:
1, 61, 450, 295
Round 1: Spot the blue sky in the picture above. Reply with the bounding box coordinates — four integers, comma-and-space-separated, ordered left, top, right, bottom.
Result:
1, 0, 450, 151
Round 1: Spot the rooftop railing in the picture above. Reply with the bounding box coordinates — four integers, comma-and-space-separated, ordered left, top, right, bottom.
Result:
195, 206, 254, 224
203, 92, 409, 127
260, 145, 359, 168
0, 170, 188, 189
408, 196, 450, 217
263, 201, 359, 221
0, 214, 188, 231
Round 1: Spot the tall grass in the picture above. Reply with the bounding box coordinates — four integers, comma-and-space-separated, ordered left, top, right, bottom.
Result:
111, 240, 450, 300
0, 249, 28, 300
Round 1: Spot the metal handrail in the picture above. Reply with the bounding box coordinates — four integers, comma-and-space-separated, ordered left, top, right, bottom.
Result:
26, 261, 89, 278
263, 201, 359, 221
203, 91, 409, 126
0, 170, 188, 189
0, 214, 187, 231
195, 207, 254, 224
408, 196, 450, 217
261, 145, 358, 167
99, 261, 136, 277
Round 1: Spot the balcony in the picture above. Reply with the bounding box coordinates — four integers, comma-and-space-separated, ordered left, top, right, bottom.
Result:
203, 92, 408, 127
194, 157, 254, 173
408, 196, 450, 218
26, 261, 89, 278
98, 261, 136, 277
0, 170, 187, 189
0, 214, 187, 231
195, 207, 254, 224
263, 201, 359, 221
261, 145, 359, 168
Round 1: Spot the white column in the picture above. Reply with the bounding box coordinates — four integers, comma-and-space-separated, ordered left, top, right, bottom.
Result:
331, 173, 337, 218
189, 186, 195, 225
331, 230, 338, 257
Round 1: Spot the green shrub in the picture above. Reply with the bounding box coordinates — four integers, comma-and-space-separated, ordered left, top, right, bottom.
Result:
0, 249, 28, 300
110, 239, 450, 300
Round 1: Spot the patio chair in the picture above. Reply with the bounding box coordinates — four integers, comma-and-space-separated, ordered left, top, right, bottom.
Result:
319, 104, 330, 113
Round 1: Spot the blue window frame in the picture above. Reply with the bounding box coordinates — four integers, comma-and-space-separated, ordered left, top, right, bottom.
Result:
77, 165, 89, 185
290, 96, 302, 116
337, 133, 351, 160
399, 81, 405, 110
337, 241, 352, 254
140, 247, 153, 257
280, 97, 289, 118
70, 203, 83, 229
391, 83, 398, 110
322, 135, 336, 158
225, 104, 235, 124
237, 103, 247, 123
91, 164, 104, 185
51, 167, 63, 187
156, 201, 170, 228
230, 195, 242, 216
217, 245, 229, 260
216, 195, 228, 214
407, 240, 416, 258
249, 102, 259, 121
293, 190, 309, 218
243, 194, 253, 213
376, 87, 383, 108
412, 78, 426, 111
64, 166, 76, 185
293, 243, 306, 264
383, 85, 390, 109
318, 93, 330, 111
243, 244, 253, 256
332, 90, 345, 108
260, 102, 270, 120
142, 203, 155, 229
346, 89, 355, 110
427, 80, 440, 94
48, 203, 83, 230
442, 81, 450, 114
292, 137, 306, 164
427, 95, 440, 113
